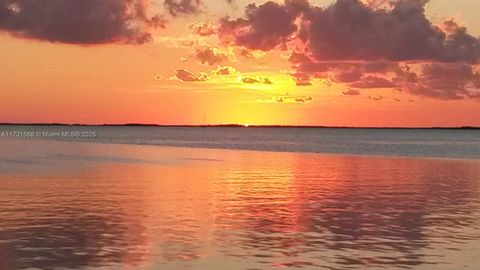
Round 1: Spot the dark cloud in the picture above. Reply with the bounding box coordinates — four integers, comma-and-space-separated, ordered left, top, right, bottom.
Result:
195, 47, 231, 65
0, 0, 240, 45
306, 0, 479, 63
220, 0, 480, 100
362, 0, 392, 9
164, 0, 202, 16
174, 69, 209, 82
400, 63, 480, 100
219, 0, 311, 51
291, 53, 399, 76
333, 62, 480, 100
335, 70, 363, 83
0, 0, 163, 44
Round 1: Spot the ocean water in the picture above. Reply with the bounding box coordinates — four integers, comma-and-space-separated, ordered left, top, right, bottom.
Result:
0, 126, 480, 269
1, 125, 480, 159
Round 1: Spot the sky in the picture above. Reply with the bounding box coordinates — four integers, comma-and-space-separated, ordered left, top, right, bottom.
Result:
0, 0, 479, 127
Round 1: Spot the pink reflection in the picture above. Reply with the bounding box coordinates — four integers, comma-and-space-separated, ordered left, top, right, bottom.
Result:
0, 140, 480, 269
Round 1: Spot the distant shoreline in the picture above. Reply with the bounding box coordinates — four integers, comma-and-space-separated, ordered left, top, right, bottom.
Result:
0, 123, 479, 130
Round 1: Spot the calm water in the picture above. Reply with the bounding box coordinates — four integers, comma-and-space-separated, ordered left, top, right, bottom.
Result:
1, 125, 479, 159
0, 127, 480, 269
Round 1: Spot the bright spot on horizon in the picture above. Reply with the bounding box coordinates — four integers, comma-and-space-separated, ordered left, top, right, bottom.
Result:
244, 123, 250, 127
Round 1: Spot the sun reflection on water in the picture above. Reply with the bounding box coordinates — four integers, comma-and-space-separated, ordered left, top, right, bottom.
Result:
0, 140, 480, 269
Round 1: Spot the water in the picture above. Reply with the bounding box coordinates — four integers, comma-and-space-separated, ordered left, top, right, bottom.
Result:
0, 127, 480, 269
1, 125, 480, 159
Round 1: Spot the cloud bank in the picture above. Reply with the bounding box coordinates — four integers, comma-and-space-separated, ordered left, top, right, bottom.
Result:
219, 0, 480, 100
220, 0, 480, 63
0, 0, 164, 44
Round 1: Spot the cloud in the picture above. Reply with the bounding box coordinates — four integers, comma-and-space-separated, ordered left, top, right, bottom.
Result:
0, 0, 163, 44
275, 95, 313, 104
171, 66, 237, 83
291, 74, 312, 86
235, 48, 267, 59
195, 47, 232, 65
189, 22, 217, 36
399, 63, 480, 100
343, 89, 361, 96
361, 0, 392, 9
291, 96, 313, 103
164, 0, 237, 17
219, 0, 480, 100
241, 76, 273, 84
174, 69, 209, 82
0, 0, 243, 45
349, 75, 395, 89
164, 0, 202, 16
335, 69, 363, 83
306, 0, 479, 63
332, 62, 480, 100
211, 66, 237, 76
218, 0, 310, 51
368, 95, 385, 101
257, 95, 313, 104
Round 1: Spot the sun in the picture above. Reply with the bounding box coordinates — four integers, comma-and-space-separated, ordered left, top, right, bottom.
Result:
244, 123, 250, 127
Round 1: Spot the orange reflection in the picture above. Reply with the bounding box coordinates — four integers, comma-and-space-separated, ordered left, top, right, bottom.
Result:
1, 140, 480, 269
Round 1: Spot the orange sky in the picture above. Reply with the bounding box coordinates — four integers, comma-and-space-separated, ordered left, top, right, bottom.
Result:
0, 0, 479, 127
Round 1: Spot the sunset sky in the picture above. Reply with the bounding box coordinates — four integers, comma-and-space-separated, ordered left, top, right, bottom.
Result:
1, 0, 479, 127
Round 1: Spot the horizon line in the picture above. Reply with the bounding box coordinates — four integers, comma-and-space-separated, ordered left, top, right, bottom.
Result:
0, 123, 479, 130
